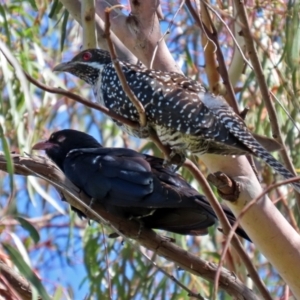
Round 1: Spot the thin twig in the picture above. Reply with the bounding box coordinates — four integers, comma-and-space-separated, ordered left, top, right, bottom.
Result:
203, 2, 300, 134
21, 163, 206, 299
0, 48, 140, 130
215, 176, 300, 294
104, 5, 147, 128
139, 251, 205, 300
0, 153, 259, 299
276, 190, 300, 233
186, 0, 240, 114
270, 91, 300, 133
198, 0, 220, 93
149, 0, 185, 69
0, 260, 42, 300
18, 162, 204, 299
27, 72, 139, 128
184, 159, 272, 300
202, 1, 253, 70
100, 224, 112, 300
233, 0, 300, 205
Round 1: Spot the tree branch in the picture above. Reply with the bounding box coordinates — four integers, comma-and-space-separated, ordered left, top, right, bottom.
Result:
232, 0, 300, 206
0, 153, 258, 300
24, 68, 140, 130
104, 6, 147, 127
184, 160, 271, 300
0, 260, 42, 300
59, 0, 136, 61
81, 0, 97, 49
94, 0, 181, 72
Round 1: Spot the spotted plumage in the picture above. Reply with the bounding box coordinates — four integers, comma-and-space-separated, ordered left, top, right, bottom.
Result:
53, 49, 300, 193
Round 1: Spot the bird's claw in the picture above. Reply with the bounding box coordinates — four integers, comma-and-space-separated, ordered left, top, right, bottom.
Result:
108, 232, 120, 238
129, 209, 156, 220
138, 126, 150, 138
163, 151, 186, 172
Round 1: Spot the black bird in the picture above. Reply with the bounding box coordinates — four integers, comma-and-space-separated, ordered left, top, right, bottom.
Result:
53, 49, 300, 193
32, 129, 249, 240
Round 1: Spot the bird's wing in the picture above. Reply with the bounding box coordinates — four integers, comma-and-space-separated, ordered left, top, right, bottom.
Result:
139, 159, 252, 240
119, 66, 249, 152
64, 147, 250, 239
107, 64, 227, 139
137, 207, 215, 235
64, 147, 154, 202
64, 148, 203, 209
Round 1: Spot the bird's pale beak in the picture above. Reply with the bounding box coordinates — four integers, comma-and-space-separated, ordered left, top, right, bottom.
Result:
53, 62, 72, 72
32, 141, 58, 150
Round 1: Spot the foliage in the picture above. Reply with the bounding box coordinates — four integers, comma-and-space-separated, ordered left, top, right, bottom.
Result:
0, 0, 299, 299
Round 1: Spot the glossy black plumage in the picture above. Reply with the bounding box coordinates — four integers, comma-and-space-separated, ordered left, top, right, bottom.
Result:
32, 129, 249, 239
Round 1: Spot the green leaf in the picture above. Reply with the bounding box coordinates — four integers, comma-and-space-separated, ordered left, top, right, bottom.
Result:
184, 46, 193, 68
286, 2, 300, 70
53, 286, 64, 300
0, 123, 14, 192
12, 0, 37, 10
28, 0, 38, 10
60, 10, 69, 51
3, 243, 51, 300
49, 0, 63, 19
0, 5, 11, 46
15, 216, 40, 244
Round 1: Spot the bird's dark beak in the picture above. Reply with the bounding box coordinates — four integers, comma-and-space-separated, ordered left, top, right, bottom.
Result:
53, 62, 73, 72
32, 140, 58, 151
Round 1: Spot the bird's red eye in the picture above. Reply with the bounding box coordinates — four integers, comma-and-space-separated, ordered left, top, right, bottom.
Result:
82, 52, 92, 61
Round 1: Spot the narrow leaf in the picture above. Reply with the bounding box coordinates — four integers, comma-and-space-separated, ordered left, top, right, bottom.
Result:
0, 123, 14, 192
0, 5, 11, 46
15, 216, 40, 244
60, 10, 69, 51
3, 243, 51, 300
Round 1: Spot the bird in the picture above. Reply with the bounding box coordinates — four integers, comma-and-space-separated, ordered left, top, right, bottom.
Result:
53, 49, 300, 193
32, 129, 250, 240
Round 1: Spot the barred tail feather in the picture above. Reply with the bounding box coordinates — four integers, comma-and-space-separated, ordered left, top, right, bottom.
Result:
219, 111, 300, 193
229, 125, 300, 192
251, 145, 300, 193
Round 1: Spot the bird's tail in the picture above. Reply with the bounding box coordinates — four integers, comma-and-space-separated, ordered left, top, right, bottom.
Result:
251, 143, 300, 193
223, 210, 251, 242
194, 198, 251, 241
218, 107, 300, 193
228, 121, 300, 193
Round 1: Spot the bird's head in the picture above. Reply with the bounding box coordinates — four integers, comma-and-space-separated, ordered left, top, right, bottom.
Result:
32, 129, 101, 170
53, 49, 112, 85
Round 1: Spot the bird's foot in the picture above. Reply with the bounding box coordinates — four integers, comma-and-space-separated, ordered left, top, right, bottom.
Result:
163, 150, 186, 172
89, 198, 95, 208
128, 209, 156, 221
239, 107, 249, 120
71, 206, 87, 219
81, 197, 95, 224
127, 214, 148, 238
130, 209, 156, 220
108, 232, 120, 238
137, 222, 144, 238
138, 126, 150, 138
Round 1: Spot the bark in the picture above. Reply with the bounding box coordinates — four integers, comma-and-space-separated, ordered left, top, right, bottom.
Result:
0, 260, 42, 300
46, 1, 300, 297
0, 153, 258, 299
